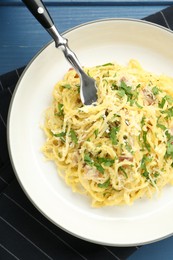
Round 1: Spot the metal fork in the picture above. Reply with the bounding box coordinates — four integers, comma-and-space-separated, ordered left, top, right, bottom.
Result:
22, 0, 98, 105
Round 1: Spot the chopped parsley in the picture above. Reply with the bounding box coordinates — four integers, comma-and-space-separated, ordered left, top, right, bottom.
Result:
142, 171, 149, 179
117, 81, 139, 104
75, 84, 80, 93
84, 153, 93, 166
165, 136, 173, 159
152, 86, 160, 95
159, 97, 166, 109
53, 132, 66, 137
141, 116, 146, 128
156, 116, 167, 130
159, 95, 173, 109
165, 95, 173, 104
135, 101, 143, 109
117, 88, 125, 97
94, 163, 104, 174
140, 155, 152, 180
97, 157, 115, 167
69, 129, 78, 144
109, 126, 119, 145
103, 71, 109, 78
102, 63, 114, 66
87, 70, 92, 77
84, 154, 115, 174
141, 155, 152, 170
119, 81, 133, 97
56, 103, 64, 116
119, 166, 128, 178
161, 106, 173, 118
142, 131, 151, 151
98, 179, 110, 188
94, 129, 99, 138
111, 82, 118, 90
153, 172, 160, 178
156, 123, 167, 130
62, 84, 71, 89
53, 131, 66, 142
125, 143, 133, 153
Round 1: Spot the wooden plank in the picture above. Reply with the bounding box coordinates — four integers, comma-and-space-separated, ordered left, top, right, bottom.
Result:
1, 0, 173, 5
0, 4, 169, 74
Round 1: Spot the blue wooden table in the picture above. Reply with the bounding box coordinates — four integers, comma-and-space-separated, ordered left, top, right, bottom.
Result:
1, 0, 173, 75
1, 1, 173, 259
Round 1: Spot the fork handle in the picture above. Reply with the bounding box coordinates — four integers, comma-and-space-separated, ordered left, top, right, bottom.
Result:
22, 0, 83, 77
22, 0, 65, 48
22, 0, 53, 29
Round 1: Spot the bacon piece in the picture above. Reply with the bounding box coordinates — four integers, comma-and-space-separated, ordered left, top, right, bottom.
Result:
142, 88, 155, 105
119, 156, 133, 162
68, 67, 79, 78
120, 76, 127, 82
120, 76, 134, 86
68, 68, 74, 71
84, 166, 100, 180
74, 73, 79, 78
73, 152, 79, 163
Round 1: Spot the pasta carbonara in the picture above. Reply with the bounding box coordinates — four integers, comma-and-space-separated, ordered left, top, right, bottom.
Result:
42, 59, 173, 207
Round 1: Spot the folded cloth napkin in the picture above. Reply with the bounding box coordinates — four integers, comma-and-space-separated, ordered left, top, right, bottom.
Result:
1, 6, 173, 260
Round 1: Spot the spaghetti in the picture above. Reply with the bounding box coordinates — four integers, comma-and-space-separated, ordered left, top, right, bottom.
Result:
42, 60, 173, 207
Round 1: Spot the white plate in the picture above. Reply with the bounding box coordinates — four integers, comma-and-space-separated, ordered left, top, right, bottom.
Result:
8, 19, 173, 246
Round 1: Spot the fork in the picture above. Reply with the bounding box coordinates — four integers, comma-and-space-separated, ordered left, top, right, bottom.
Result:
22, 0, 98, 105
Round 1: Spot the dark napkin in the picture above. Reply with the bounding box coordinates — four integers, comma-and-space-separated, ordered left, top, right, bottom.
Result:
1, 6, 173, 260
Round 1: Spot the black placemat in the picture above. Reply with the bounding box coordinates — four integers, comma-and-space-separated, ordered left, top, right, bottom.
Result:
1, 6, 173, 260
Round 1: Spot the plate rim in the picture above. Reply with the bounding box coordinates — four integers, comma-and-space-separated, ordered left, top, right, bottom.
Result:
7, 18, 173, 246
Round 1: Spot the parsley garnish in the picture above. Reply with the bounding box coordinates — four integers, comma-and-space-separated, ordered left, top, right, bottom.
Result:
98, 179, 110, 188
162, 106, 173, 118
140, 155, 152, 180
142, 131, 151, 151
152, 86, 160, 95
119, 166, 128, 178
119, 81, 133, 97
94, 163, 104, 174
62, 84, 71, 89
153, 172, 160, 178
135, 101, 143, 109
84, 153, 105, 173
118, 81, 139, 104
84, 153, 93, 166
53, 132, 66, 137
156, 123, 167, 130
165, 136, 173, 159
159, 95, 173, 109
111, 83, 118, 90
84, 154, 115, 174
75, 84, 80, 93
94, 129, 99, 138
109, 126, 119, 145
141, 116, 146, 128
102, 63, 114, 66
117, 88, 125, 97
159, 97, 166, 108
97, 157, 115, 167
69, 129, 78, 144
125, 143, 133, 153
56, 103, 64, 116
141, 155, 152, 170
142, 171, 149, 179
87, 70, 92, 77
165, 129, 171, 139
53, 132, 66, 142
165, 95, 173, 104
